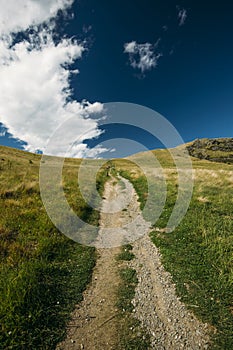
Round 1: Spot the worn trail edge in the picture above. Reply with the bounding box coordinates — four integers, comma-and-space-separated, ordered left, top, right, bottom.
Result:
56, 246, 121, 349
57, 176, 211, 349
129, 235, 212, 349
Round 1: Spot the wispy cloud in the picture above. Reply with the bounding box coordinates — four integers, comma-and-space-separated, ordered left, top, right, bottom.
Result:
177, 8, 187, 26
0, 0, 104, 157
124, 41, 162, 74
0, 129, 6, 137
83, 25, 92, 34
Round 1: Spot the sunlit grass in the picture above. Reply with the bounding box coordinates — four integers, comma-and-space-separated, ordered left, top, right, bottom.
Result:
1, 144, 233, 349
0, 146, 109, 349
115, 151, 233, 349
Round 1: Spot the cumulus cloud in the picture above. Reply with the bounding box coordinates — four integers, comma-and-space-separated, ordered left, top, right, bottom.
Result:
67, 143, 110, 159
124, 41, 162, 74
0, 0, 73, 36
0, 0, 105, 157
178, 8, 187, 26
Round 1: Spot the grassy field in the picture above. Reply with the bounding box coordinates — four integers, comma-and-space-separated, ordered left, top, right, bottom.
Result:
114, 149, 233, 349
0, 146, 108, 349
0, 144, 232, 349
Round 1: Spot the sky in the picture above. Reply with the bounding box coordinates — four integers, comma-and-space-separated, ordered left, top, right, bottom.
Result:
0, 0, 232, 158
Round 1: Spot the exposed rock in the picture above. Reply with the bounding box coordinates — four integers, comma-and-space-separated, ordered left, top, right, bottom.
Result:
186, 138, 233, 164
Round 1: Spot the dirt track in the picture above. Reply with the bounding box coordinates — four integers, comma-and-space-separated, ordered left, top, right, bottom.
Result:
57, 178, 125, 350
57, 176, 211, 349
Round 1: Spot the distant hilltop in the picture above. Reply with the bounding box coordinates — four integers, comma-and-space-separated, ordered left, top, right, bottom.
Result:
186, 138, 233, 164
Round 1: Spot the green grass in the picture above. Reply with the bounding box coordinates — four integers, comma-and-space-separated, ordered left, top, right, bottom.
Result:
1, 144, 233, 349
119, 171, 148, 210
0, 146, 109, 349
116, 244, 135, 261
150, 179, 233, 349
0, 240, 95, 349
115, 245, 151, 350
115, 154, 233, 349
117, 268, 138, 312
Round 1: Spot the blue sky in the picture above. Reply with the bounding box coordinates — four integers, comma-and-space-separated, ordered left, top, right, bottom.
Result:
0, 0, 232, 157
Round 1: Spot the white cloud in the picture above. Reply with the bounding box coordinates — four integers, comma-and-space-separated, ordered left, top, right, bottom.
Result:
0, 130, 6, 137
67, 143, 110, 159
83, 25, 92, 34
124, 41, 137, 54
0, 0, 73, 36
124, 41, 162, 73
178, 8, 187, 26
0, 0, 105, 158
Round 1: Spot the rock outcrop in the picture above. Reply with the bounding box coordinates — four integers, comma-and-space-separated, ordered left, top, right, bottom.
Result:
186, 138, 233, 164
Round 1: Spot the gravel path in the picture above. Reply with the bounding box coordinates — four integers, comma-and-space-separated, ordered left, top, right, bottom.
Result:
129, 235, 211, 349
94, 176, 150, 248
57, 175, 211, 349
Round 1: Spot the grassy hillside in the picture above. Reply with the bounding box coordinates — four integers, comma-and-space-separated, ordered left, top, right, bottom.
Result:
114, 148, 233, 349
0, 146, 108, 349
0, 144, 232, 349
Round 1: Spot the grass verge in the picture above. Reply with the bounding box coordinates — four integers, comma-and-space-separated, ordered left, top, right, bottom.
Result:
150, 191, 233, 349
0, 238, 95, 349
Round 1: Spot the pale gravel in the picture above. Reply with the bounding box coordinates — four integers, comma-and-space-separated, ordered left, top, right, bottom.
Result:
128, 234, 212, 349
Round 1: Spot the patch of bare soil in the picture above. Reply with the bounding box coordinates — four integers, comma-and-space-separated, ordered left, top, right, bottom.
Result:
57, 178, 125, 350
56, 246, 120, 350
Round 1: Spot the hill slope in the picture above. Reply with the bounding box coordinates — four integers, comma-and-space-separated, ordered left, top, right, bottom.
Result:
0, 144, 233, 349
0, 146, 105, 349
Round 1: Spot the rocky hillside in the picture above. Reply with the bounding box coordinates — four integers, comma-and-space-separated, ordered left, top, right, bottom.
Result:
186, 138, 233, 164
